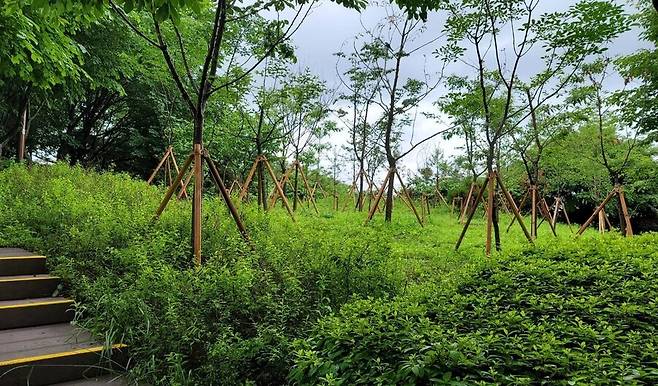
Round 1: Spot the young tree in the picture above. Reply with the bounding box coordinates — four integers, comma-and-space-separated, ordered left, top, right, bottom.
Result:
56, 0, 367, 263
570, 59, 640, 236
359, 6, 445, 223
278, 69, 334, 211
335, 44, 383, 211
0, 2, 92, 160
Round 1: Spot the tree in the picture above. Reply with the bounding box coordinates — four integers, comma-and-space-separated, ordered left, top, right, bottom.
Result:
277, 69, 333, 211
358, 6, 444, 223
335, 43, 383, 211
616, 2, 658, 143
569, 58, 640, 236
59, 0, 367, 263
0, 2, 93, 160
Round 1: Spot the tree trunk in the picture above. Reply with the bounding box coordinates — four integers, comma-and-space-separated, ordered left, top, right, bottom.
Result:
385, 163, 395, 222
293, 160, 299, 211
17, 98, 28, 162
356, 160, 365, 211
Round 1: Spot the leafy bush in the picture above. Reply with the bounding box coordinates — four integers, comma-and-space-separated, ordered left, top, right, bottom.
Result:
291, 235, 658, 385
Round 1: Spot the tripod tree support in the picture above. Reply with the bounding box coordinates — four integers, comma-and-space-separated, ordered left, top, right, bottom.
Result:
507, 186, 556, 237
148, 146, 189, 199
576, 185, 633, 237
153, 146, 252, 266
365, 168, 394, 225
456, 170, 533, 255
265, 160, 317, 214
364, 168, 423, 226
237, 155, 295, 221
296, 162, 319, 214
395, 169, 424, 227
460, 183, 476, 223
267, 162, 295, 208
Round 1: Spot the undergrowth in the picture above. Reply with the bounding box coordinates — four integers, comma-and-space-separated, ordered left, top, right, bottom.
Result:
1, 163, 652, 385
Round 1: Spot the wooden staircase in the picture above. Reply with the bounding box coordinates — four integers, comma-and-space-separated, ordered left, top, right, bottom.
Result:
0, 248, 127, 385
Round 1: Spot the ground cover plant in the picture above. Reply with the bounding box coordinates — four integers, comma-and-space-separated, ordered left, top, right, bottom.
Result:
2, 163, 655, 385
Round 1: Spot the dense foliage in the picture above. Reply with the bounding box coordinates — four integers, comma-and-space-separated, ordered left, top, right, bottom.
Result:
1, 164, 655, 384
291, 234, 658, 385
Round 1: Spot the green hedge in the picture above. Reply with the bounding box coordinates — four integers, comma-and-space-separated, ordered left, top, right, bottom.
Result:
291, 235, 658, 385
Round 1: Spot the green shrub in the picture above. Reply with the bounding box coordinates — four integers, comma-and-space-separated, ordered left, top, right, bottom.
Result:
291, 235, 658, 385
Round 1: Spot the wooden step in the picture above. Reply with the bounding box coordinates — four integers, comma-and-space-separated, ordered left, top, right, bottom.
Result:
0, 256, 47, 276
0, 324, 127, 386
0, 275, 61, 301
50, 374, 129, 385
0, 298, 74, 330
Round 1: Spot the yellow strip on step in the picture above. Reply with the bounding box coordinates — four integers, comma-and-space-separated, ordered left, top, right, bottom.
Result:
0, 276, 59, 283
0, 256, 46, 259
0, 343, 128, 367
0, 299, 73, 310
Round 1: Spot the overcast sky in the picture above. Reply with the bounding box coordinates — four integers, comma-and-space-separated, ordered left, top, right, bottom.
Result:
281, 0, 648, 183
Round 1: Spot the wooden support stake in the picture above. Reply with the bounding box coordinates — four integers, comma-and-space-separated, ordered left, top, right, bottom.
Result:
154, 153, 194, 218
496, 172, 533, 244
365, 169, 394, 224
263, 158, 295, 221
147, 146, 172, 184
169, 149, 188, 199
460, 183, 476, 223
455, 175, 490, 251
239, 157, 261, 201
178, 168, 193, 200
204, 152, 250, 243
192, 144, 203, 266
539, 197, 557, 237
485, 173, 496, 255
530, 185, 537, 240
268, 163, 294, 208
297, 161, 319, 214
576, 187, 618, 236
551, 197, 560, 227
395, 170, 423, 227
618, 185, 633, 237
506, 190, 529, 233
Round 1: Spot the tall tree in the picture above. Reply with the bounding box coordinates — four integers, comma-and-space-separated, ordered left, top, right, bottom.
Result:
359, 6, 444, 222
0, 2, 92, 160
335, 45, 383, 211
54, 0, 367, 263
